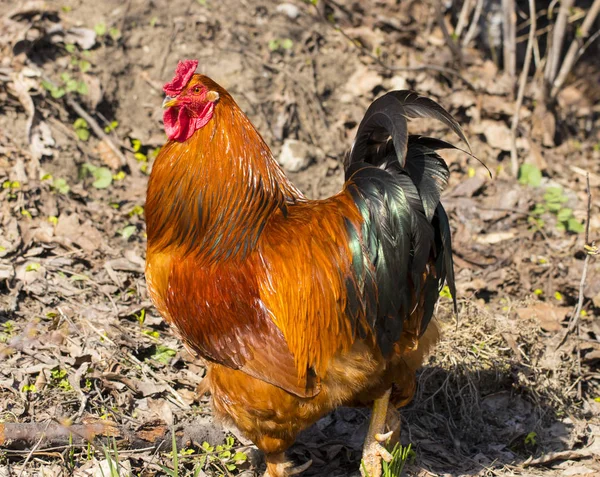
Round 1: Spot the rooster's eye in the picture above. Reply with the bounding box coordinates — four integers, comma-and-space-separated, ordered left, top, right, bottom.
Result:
194, 87, 201, 93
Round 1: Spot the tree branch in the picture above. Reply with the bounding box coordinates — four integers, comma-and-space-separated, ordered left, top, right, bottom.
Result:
551, 0, 600, 97
510, 0, 536, 176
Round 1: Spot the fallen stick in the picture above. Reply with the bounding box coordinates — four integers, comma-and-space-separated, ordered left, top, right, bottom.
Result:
0, 419, 224, 453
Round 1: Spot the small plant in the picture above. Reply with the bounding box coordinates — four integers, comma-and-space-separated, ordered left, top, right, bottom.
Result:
129, 205, 144, 217
26, 263, 41, 272
74, 118, 91, 141
51, 177, 70, 194
160, 430, 181, 477
120, 225, 137, 239
382, 443, 415, 477
268, 38, 294, 52
50, 368, 73, 391
81, 163, 113, 189
195, 436, 247, 473
361, 443, 415, 477
104, 121, 119, 133
102, 438, 122, 477
21, 383, 37, 393
529, 186, 584, 234
134, 308, 146, 327
439, 285, 452, 299
518, 163, 542, 187
152, 344, 177, 365
0, 321, 15, 343
131, 138, 150, 173
2, 180, 20, 200
524, 431, 538, 447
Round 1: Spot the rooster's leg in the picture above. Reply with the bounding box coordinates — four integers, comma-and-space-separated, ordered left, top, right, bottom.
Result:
264, 453, 312, 477
360, 387, 394, 477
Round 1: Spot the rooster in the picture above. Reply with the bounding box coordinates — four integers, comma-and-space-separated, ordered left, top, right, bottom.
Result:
146, 60, 468, 477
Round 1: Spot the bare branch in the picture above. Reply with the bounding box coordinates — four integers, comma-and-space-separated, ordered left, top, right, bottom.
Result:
0, 420, 224, 452
435, 3, 464, 66
556, 174, 596, 350
502, 0, 517, 80
455, 0, 474, 38
551, 0, 600, 97
510, 0, 536, 176
462, 0, 484, 46
544, 0, 575, 85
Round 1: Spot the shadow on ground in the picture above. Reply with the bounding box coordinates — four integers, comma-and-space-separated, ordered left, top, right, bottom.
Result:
288, 365, 576, 477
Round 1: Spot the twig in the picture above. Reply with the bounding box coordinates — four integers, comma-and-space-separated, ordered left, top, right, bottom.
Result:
523, 445, 597, 466
573, 28, 600, 65
65, 97, 127, 167
510, 0, 536, 177
0, 421, 222, 452
556, 175, 595, 350
502, 0, 517, 80
462, 0, 484, 47
18, 422, 51, 476
455, 0, 474, 39
544, 0, 574, 85
435, 2, 464, 66
551, 0, 600, 97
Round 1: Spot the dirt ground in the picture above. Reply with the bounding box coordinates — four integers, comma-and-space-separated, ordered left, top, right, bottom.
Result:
1, 0, 599, 476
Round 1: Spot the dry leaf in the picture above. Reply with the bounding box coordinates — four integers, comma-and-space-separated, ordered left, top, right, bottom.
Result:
96, 139, 121, 170
516, 303, 569, 332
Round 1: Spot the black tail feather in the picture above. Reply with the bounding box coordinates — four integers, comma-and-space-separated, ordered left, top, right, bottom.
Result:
344, 90, 464, 353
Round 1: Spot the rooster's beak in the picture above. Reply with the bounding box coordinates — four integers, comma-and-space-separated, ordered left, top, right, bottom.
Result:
162, 96, 178, 109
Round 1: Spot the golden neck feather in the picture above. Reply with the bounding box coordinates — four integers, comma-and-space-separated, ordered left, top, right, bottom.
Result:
146, 92, 302, 262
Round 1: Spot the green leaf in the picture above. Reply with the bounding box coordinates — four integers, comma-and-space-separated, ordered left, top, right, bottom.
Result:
77, 81, 88, 95
109, 27, 121, 40
91, 167, 113, 189
233, 452, 247, 462
65, 43, 76, 53
567, 218, 584, 234
531, 203, 545, 215
131, 138, 142, 152
60, 72, 71, 83
65, 78, 79, 92
79, 60, 91, 73
268, 39, 280, 51
52, 178, 70, 194
94, 23, 107, 36
104, 120, 118, 133
51, 87, 66, 99
547, 202, 562, 212
76, 128, 90, 141
120, 225, 136, 239
281, 38, 293, 50
74, 118, 88, 129
518, 163, 542, 187
556, 208, 573, 222
26, 263, 41, 272
152, 344, 177, 364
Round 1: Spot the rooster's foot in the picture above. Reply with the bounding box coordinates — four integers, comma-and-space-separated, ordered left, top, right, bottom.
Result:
264, 454, 312, 477
360, 388, 394, 477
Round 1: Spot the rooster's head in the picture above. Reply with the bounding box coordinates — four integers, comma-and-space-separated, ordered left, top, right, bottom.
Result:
162, 60, 220, 142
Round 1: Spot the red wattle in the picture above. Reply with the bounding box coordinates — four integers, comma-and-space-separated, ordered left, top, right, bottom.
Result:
163, 102, 215, 142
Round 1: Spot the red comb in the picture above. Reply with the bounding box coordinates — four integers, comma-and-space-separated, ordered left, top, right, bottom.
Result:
163, 60, 198, 96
